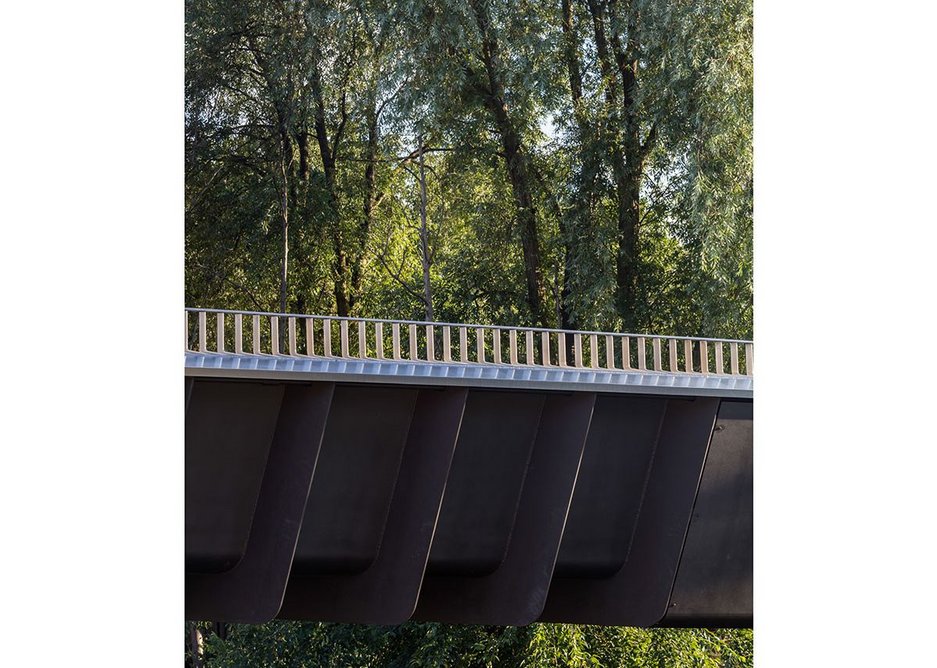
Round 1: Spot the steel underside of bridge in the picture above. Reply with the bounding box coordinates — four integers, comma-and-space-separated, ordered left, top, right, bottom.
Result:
185, 353, 752, 627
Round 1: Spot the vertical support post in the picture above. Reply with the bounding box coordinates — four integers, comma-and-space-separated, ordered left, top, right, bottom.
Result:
476, 327, 486, 363
340, 320, 350, 358
252, 315, 261, 355
637, 337, 647, 370
216, 313, 225, 353
234, 313, 243, 354
541, 331, 551, 366
621, 336, 631, 370
700, 341, 709, 374
374, 322, 384, 359
652, 338, 662, 371
288, 317, 297, 356
426, 325, 435, 362
323, 319, 332, 357
509, 330, 518, 365
359, 321, 368, 358
198, 311, 207, 352
443, 326, 452, 362
493, 329, 501, 364
270, 317, 279, 356
730, 343, 740, 375
409, 324, 419, 360
669, 339, 678, 372
305, 318, 315, 356
460, 327, 468, 362
715, 343, 724, 375
589, 334, 599, 369
606, 335, 615, 369
745, 343, 754, 376
558, 333, 567, 367
392, 323, 401, 360
526, 331, 535, 365
684, 340, 694, 373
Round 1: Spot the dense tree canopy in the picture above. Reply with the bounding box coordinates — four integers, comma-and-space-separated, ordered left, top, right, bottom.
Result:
185, 0, 752, 664
185, 0, 752, 338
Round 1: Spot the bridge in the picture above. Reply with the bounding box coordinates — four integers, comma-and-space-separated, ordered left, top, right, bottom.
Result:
185, 308, 753, 627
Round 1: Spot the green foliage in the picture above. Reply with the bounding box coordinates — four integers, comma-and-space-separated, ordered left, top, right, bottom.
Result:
186, 0, 752, 663
197, 622, 752, 667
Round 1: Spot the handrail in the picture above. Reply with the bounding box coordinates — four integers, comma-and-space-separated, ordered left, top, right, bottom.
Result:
184, 307, 753, 377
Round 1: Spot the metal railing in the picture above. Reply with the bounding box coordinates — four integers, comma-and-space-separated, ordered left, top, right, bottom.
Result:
185, 308, 753, 377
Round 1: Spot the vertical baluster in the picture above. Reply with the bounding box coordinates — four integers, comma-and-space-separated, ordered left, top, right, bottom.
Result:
234, 313, 243, 354
198, 311, 207, 352
715, 342, 724, 374
426, 325, 435, 362
621, 336, 632, 370
509, 330, 518, 365
525, 330, 534, 365
668, 338, 678, 372
606, 335, 615, 369
476, 327, 486, 363
493, 328, 501, 364
443, 325, 451, 362
216, 313, 225, 353
574, 333, 583, 367
745, 343, 754, 376
638, 337, 647, 370
684, 340, 693, 373
359, 321, 367, 358
305, 318, 315, 356
340, 320, 350, 357
374, 322, 384, 359
252, 315, 261, 354
558, 332, 567, 367
323, 319, 332, 357
652, 338, 662, 371
392, 323, 401, 360
460, 327, 468, 362
288, 317, 297, 355
730, 342, 740, 375
409, 324, 418, 360
589, 334, 598, 369
700, 341, 709, 373
270, 316, 279, 355
541, 331, 551, 366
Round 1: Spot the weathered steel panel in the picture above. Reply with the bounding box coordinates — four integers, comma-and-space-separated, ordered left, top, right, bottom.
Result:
414, 392, 596, 625
186, 382, 335, 622
185, 380, 285, 573
426, 390, 546, 575
290, 385, 419, 575
278, 387, 468, 623
662, 400, 753, 627
540, 397, 720, 626
553, 395, 668, 578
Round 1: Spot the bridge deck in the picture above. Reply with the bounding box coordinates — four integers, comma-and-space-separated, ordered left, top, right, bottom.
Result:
186, 352, 753, 399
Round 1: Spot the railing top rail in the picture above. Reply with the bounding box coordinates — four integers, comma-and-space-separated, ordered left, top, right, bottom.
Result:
184, 307, 753, 345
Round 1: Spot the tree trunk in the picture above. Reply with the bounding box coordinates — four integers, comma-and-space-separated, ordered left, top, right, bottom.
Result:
278, 161, 290, 315
351, 94, 379, 305
311, 66, 350, 316
558, 0, 587, 342
418, 139, 434, 321
584, 0, 646, 331
468, 0, 547, 326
